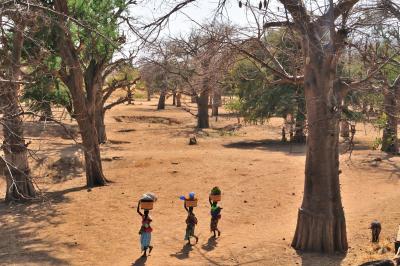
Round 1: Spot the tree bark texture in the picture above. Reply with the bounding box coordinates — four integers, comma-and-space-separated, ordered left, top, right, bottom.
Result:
2, 20, 36, 201
55, 0, 107, 187
95, 109, 107, 144
291, 27, 348, 253
197, 61, 210, 128
197, 90, 209, 128
157, 89, 166, 110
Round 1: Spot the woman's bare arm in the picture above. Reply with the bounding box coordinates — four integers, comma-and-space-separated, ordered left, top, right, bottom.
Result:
137, 201, 143, 216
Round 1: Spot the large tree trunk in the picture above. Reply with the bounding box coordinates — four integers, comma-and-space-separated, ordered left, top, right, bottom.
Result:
55, 0, 107, 188
197, 91, 209, 128
381, 85, 399, 153
292, 55, 347, 253
197, 61, 210, 128
157, 89, 166, 110
73, 78, 107, 187
2, 20, 36, 201
80, 117, 107, 187
95, 109, 107, 144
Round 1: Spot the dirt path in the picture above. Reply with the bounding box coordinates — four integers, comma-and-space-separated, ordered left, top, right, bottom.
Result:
0, 97, 399, 266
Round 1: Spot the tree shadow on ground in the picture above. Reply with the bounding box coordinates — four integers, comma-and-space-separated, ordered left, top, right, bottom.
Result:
131, 255, 147, 266
170, 243, 194, 260
15, 130, 85, 183
223, 139, 306, 156
201, 236, 218, 252
0, 185, 87, 265
113, 115, 180, 125
344, 152, 400, 179
23, 121, 79, 140
44, 185, 87, 204
297, 251, 346, 266
370, 153, 400, 179
194, 244, 268, 266
0, 202, 66, 265
339, 140, 371, 154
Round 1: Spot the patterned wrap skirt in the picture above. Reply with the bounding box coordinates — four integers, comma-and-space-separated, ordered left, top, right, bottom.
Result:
210, 217, 219, 231
140, 232, 151, 250
184, 225, 195, 240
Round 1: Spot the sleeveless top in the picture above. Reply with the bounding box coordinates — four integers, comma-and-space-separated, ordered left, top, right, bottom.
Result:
142, 216, 153, 233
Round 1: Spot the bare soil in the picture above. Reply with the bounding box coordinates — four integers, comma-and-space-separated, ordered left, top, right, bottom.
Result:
0, 96, 399, 266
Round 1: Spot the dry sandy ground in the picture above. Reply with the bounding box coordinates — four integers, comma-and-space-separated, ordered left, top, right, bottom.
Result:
0, 96, 399, 266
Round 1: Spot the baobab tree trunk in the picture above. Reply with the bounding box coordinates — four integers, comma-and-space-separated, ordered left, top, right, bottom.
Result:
275, 0, 357, 253
340, 120, 350, 138
197, 91, 209, 128
381, 85, 399, 153
197, 60, 210, 128
157, 89, 166, 110
2, 20, 36, 201
176, 92, 182, 107
292, 57, 347, 253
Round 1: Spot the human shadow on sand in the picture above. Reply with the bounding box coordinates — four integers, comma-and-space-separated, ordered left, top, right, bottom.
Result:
170, 243, 194, 260
132, 255, 147, 266
201, 236, 218, 252
298, 251, 346, 266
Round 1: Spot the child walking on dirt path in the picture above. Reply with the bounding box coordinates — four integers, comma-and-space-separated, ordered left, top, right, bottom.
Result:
209, 197, 222, 238
137, 201, 153, 257
184, 204, 199, 245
